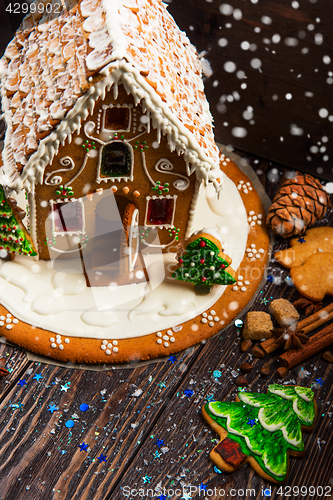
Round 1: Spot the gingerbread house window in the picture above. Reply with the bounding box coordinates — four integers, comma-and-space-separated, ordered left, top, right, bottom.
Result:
102, 104, 131, 132
145, 195, 177, 228
100, 141, 133, 179
52, 201, 84, 234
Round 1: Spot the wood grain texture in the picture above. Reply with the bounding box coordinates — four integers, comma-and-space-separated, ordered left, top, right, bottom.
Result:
0, 347, 200, 499
0, 161, 331, 500
168, 0, 333, 180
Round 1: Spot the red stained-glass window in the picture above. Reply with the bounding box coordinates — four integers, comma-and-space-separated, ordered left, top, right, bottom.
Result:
147, 198, 174, 226
53, 201, 84, 233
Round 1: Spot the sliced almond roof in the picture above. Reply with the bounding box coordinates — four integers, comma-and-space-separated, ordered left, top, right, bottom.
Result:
0, 0, 221, 192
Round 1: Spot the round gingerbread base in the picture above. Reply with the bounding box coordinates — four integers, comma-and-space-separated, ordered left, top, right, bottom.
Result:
0, 159, 270, 364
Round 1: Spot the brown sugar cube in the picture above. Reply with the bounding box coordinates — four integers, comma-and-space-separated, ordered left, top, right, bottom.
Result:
269, 298, 299, 327
242, 311, 274, 340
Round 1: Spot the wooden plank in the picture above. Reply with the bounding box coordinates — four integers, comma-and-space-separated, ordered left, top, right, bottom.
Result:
113, 193, 333, 498
0, 342, 29, 397
113, 306, 333, 500
168, 0, 333, 179
0, 346, 201, 499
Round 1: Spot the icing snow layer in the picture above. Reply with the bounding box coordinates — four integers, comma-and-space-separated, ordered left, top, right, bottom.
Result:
0, 175, 248, 339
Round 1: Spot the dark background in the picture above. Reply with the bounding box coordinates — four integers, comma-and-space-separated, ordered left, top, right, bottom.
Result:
1, 0, 333, 179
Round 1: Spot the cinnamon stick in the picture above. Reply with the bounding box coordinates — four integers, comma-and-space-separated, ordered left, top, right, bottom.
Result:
279, 323, 333, 369
259, 303, 333, 356
298, 303, 333, 331
260, 337, 278, 355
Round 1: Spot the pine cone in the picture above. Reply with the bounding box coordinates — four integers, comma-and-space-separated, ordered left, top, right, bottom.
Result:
266, 173, 331, 238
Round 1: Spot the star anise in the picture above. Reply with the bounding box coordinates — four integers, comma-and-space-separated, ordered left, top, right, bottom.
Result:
272, 326, 309, 350
293, 297, 323, 317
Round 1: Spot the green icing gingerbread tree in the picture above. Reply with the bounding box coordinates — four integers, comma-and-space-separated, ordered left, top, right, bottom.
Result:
203, 384, 316, 483
0, 185, 37, 256
172, 233, 236, 294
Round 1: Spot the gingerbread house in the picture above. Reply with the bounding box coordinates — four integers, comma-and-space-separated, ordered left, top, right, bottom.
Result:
0, 0, 223, 285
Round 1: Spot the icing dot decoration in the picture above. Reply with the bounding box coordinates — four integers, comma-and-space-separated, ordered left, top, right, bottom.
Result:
248, 211, 263, 227
246, 243, 264, 261
101, 340, 120, 355
201, 310, 219, 326
237, 180, 253, 194
156, 330, 176, 347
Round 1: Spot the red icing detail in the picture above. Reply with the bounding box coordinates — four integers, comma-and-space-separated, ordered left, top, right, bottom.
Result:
200, 258, 205, 264
202, 277, 207, 282
147, 198, 174, 226
215, 437, 247, 468
200, 240, 206, 247
179, 259, 183, 264
220, 264, 225, 269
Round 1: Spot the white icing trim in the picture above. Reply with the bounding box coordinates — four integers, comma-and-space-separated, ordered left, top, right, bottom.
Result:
1, 60, 222, 193
258, 407, 302, 448
293, 398, 312, 424
28, 187, 38, 257
50, 198, 86, 237
238, 394, 261, 407
144, 194, 177, 229
44, 156, 75, 187
185, 179, 201, 239
128, 208, 139, 271
154, 158, 189, 191
96, 139, 134, 183
101, 103, 132, 133
141, 150, 155, 185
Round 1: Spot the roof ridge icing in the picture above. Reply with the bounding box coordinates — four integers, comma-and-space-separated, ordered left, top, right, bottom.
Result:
0, 0, 222, 193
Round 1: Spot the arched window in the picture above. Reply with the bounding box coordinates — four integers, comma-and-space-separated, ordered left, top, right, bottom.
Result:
100, 141, 132, 179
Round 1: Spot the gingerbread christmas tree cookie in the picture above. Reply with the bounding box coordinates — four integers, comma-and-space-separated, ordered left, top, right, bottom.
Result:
172, 232, 236, 294
202, 384, 317, 483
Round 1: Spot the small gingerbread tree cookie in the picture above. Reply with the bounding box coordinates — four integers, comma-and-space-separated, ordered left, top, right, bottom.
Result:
0, 186, 37, 257
172, 231, 236, 294
202, 384, 317, 483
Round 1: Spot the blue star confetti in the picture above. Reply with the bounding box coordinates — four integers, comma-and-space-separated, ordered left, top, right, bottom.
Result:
168, 355, 177, 364
315, 378, 324, 386
266, 275, 274, 283
17, 379, 27, 387
297, 237, 306, 243
158, 496, 167, 500
247, 419, 257, 427
142, 475, 152, 484
263, 487, 272, 497
79, 443, 89, 452
284, 276, 293, 286
155, 439, 164, 448
199, 483, 207, 491
60, 383, 70, 392
97, 454, 107, 462
184, 389, 193, 397
47, 404, 58, 414
33, 373, 43, 381
80, 403, 89, 412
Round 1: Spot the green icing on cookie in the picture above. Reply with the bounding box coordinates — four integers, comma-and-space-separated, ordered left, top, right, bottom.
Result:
205, 385, 316, 482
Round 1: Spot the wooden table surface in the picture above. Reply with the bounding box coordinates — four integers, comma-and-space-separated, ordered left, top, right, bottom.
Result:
0, 158, 331, 500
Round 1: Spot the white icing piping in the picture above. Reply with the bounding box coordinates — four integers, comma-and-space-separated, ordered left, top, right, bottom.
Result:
99, 0, 128, 62
2, 60, 222, 193
28, 187, 38, 257
185, 179, 202, 239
